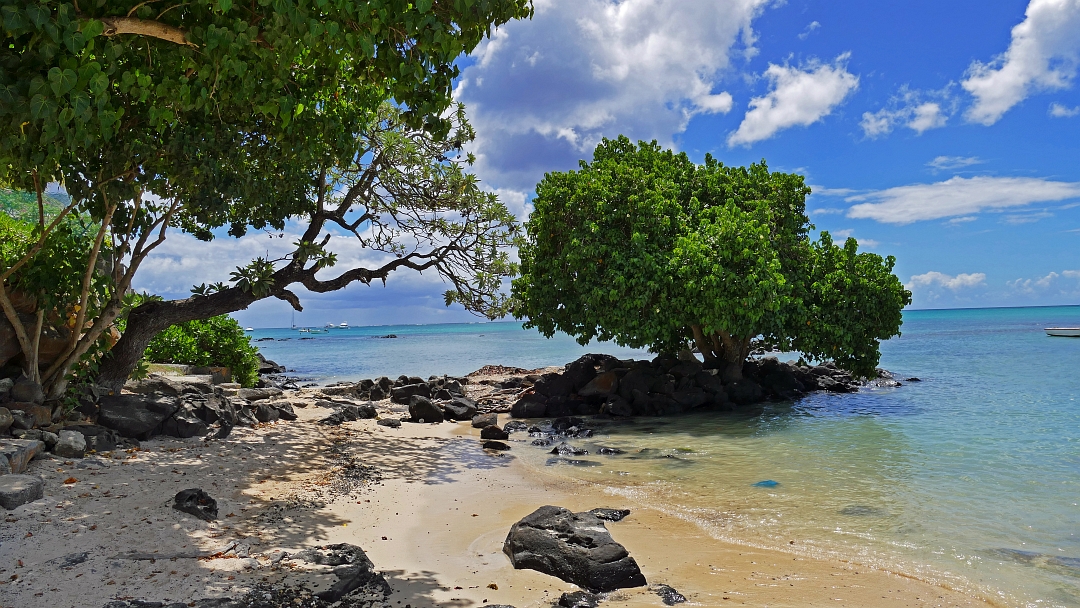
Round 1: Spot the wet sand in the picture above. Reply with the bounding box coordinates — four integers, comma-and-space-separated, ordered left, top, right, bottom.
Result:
0, 398, 998, 607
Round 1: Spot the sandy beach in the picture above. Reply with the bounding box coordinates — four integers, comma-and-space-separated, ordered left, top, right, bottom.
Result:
0, 394, 998, 608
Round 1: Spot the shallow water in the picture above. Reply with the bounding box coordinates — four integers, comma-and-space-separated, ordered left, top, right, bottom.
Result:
511, 307, 1080, 607
253, 306, 1080, 606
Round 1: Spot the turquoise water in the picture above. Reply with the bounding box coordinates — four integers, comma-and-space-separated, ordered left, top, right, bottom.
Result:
252, 307, 1080, 606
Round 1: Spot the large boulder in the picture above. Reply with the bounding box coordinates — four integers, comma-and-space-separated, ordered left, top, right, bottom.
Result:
442, 397, 478, 421
54, 430, 86, 459
391, 383, 431, 405
533, 372, 575, 398
0, 474, 44, 510
0, 438, 44, 474
578, 371, 619, 400
97, 394, 181, 439
290, 543, 391, 602
408, 395, 444, 423
503, 505, 646, 592
510, 395, 547, 418
8, 402, 51, 428
124, 375, 185, 396
160, 402, 210, 438
11, 377, 44, 405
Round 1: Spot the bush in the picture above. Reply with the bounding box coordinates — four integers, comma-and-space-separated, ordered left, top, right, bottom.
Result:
143, 315, 260, 388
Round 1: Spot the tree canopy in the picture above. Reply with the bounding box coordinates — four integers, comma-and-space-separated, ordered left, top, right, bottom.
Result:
512, 137, 912, 378
0, 0, 532, 397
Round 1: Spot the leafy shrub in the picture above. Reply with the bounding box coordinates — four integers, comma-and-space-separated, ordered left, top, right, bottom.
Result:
143, 315, 260, 388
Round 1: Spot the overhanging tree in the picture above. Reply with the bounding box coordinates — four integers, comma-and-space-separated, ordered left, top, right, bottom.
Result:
94, 102, 519, 391
512, 137, 912, 379
0, 0, 532, 398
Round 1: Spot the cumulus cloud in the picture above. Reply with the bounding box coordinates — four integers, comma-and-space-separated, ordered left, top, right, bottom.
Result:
845, 176, 1080, 224
907, 271, 987, 291
927, 155, 984, 171
1007, 269, 1080, 293
962, 0, 1080, 125
458, 0, 771, 190
728, 53, 859, 146
1050, 102, 1080, 116
860, 86, 955, 137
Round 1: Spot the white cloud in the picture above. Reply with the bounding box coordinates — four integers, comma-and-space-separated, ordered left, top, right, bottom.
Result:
846, 176, 1080, 224
728, 53, 859, 146
458, 0, 771, 189
860, 86, 955, 137
798, 21, 820, 40
927, 155, 984, 171
1008, 269, 1080, 293
1050, 102, 1080, 116
946, 216, 978, 225
907, 271, 987, 291
1003, 210, 1054, 224
962, 0, 1080, 125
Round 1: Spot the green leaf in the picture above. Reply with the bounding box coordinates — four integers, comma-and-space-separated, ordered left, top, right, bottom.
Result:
29, 94, 50, 120
88, 72, 108, 96
48, 67, 77, 96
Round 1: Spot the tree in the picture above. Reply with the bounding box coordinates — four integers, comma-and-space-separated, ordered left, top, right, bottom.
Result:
0, 0, 532, 398
512, 137, 911, 379
94, 102, 519, 391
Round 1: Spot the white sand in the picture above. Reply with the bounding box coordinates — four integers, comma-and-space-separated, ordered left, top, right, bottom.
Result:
0, 398, 999, 608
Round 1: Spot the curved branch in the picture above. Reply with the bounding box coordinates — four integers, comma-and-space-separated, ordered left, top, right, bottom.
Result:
98, 17, 196, 47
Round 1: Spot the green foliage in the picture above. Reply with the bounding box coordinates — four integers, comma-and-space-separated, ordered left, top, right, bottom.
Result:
0, 0, 534, 233
513, 137, 912, 377
0, 207, 112, 329
143, 314, 260, 388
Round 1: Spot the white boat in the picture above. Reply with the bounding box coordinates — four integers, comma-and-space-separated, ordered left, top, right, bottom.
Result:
245, 327, 254, 332
339, 322, 349, 328
1045, 327, 1080, 337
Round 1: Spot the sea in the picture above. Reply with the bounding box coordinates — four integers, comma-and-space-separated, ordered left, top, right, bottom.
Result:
249, 305, 1080, 607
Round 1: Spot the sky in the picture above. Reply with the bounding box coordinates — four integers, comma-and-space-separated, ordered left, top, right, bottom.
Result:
134, 0, 1080, 327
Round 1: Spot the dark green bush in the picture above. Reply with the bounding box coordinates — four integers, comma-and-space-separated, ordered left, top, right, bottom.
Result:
143, 315, 260, 388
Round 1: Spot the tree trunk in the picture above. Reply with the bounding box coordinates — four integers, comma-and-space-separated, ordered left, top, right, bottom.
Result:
95, 287, 262, 392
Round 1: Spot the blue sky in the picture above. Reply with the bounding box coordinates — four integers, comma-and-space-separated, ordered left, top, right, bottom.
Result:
136, 0, 1080, 327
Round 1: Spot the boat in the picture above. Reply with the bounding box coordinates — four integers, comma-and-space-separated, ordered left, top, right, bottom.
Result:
1045, 327, 1080, 337
339, 322, 349, 328
244, 327, 254, 332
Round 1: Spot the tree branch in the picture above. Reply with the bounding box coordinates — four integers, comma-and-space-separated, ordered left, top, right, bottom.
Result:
98, 16, 196, 47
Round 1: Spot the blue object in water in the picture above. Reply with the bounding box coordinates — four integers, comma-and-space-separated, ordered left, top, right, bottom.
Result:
753, 480, 779, 487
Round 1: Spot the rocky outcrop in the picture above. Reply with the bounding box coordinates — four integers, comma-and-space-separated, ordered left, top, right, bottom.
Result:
503, 505, 646, 593
504, 353, 878, 419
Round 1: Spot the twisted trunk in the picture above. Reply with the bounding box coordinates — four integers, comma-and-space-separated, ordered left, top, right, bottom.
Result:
95, 286, 264, 393
689, 325, 752, 380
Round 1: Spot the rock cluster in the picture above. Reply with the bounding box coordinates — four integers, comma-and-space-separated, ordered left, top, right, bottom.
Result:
322, 374, 478, 423
506, 353, 892, 419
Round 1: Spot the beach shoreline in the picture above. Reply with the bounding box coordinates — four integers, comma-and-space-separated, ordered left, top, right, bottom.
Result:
0, 390, 997, 608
